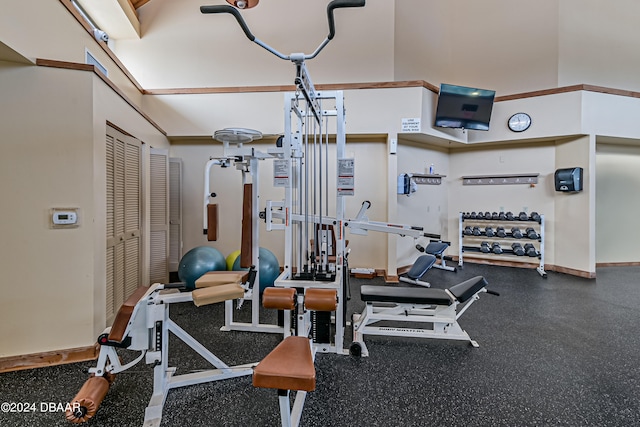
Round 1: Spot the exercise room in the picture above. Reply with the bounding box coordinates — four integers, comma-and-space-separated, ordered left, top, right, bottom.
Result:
2, 1, 640, 426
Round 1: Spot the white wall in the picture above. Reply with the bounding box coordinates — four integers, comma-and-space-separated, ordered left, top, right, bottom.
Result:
170, 137, 388, 271
396, 141, 450, 268
447, 142, 557, 264
0, 0, 143, 105
559, 0, 640, 92
0, 61, 169, 358
0, 64, 96, 356
554, 135, 594, 275
595, 143, 640, 264
116, 0, 394, 88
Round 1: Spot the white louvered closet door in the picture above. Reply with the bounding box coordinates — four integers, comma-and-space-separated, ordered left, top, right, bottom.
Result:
169, 158, 183, 272
149, 148, 169, 284
106, 126, 142, 324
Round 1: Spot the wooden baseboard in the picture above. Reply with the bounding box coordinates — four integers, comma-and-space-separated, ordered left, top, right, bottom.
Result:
596, 261, 640, 268
0, 345, 99, 373
546, 264, 596, 278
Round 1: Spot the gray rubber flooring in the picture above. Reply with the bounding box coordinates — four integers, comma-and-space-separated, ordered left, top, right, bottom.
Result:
1, 263, 640, 426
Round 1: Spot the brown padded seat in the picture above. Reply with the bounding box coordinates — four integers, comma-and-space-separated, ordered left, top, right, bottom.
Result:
192, 283, 244, 307
304, 288, 338, 312
108, 286, 151, 344
195, 271, 247, 288
262, 287, 297, 310
253, 336, 315, 392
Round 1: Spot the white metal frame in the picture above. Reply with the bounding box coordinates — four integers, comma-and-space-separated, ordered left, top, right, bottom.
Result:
86, 284, 255, 427
203, 142, 284, 335
351, 288, 488, 357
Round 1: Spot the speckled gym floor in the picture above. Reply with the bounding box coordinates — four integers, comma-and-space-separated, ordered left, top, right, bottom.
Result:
2, 263, 639, 427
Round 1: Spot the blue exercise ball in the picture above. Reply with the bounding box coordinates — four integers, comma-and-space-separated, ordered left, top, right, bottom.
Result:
232, 247, 280, 294
178, 246, 226, 290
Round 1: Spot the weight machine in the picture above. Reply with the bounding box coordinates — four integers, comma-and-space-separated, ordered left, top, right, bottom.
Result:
202, 1, 440, 358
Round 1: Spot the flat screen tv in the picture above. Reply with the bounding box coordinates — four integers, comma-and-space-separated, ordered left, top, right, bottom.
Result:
434, 83, 496, 131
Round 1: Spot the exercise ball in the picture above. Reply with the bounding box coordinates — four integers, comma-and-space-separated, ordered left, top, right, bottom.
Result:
178, 246, 226, 290
232, 247, 280, 294
226, 250, 241, 271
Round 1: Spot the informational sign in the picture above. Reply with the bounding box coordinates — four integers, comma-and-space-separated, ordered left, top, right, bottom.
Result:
337, 158, 355, 196
273, 159, 290, 187
401, 118, 421, 133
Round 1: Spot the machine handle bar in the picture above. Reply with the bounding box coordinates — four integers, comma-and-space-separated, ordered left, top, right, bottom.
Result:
485, 289, 500, 296
200, 5, 255, 41
327, 0, 366, 40
201, 0, 366, 60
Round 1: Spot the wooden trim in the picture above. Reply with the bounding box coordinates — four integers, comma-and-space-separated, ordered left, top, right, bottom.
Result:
596, 261, 640, 268
147, 80, 640, 102
546, 264, 596, 279
36, 59, 166, 136
58, 0, 144, 92
0, 345, 99, 373
495, 84, 640, 102
144, 80, 439, 96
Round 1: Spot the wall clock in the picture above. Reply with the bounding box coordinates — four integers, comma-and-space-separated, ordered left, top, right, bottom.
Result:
508, 112, 532, 132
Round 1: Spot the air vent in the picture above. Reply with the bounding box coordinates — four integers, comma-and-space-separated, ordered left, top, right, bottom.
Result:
85, 49, 108, 77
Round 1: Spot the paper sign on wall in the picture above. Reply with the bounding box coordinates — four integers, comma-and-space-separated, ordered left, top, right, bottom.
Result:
401, 118, 421, 133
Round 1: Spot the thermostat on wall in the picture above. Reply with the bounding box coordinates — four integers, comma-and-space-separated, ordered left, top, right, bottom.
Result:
51, 208, 79, 228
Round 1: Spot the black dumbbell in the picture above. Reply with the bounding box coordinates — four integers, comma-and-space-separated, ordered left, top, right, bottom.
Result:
518, 211, 529, 221
473, 226, 482, 236
498, 212, 507, 220
524, 243, 538, 257
496, 227, 507, 238
511, 227, 523, 239
492, 242, 503, 254
463, 212, 470, 219
505, 211, 515, 220
480, 241, 491, 253
530, 211, 541, 222
469, 211, 477, 219
463, 226, 473, 235
526, 227, 539, 239
484, 211, 492, 220
511, 243, 525, 256
491, 212, 499, 220
485, 227, 495, 237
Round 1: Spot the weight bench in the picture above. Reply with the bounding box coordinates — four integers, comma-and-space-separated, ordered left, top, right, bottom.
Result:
66, 270, 256, 426
350, 276, 498, 357
399, 254, 437, 287
421, 240, 456, 272
254, 287, 337, 427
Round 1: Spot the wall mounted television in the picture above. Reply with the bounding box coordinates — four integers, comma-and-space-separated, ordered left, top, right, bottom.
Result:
434, 83, 496, 131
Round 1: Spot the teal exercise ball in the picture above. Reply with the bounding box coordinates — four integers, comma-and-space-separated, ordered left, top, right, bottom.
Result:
232, 247, 280, 294
178, 246, 226, 290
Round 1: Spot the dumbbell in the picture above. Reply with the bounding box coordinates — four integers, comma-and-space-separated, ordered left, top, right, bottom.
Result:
511, 243, 525, 256
505, 211, 515, 220
496, 227, 507, 238
473, 226, 482, 236
498, 212, 507, 220
518, 211, 529, 221
462, 212, 470, 219
491, 212, 500, 220
480, 241, 491, 253
475, 211, 485, 219
469, 211, 477, 219
463, 226, 473, 235
526, 227, 540, 239
530, 211, 541, 222
524, 243, 538, 257
492, 242, 503, 254
485, 227, 495, 237
484, 211, 492, 220
511, 227, 523, 239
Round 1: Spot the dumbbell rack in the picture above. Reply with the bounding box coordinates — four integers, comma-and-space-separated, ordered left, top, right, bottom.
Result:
458, 212, 546, 277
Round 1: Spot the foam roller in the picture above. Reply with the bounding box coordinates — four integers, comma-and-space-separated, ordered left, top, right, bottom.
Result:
65, 376, 110, 423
